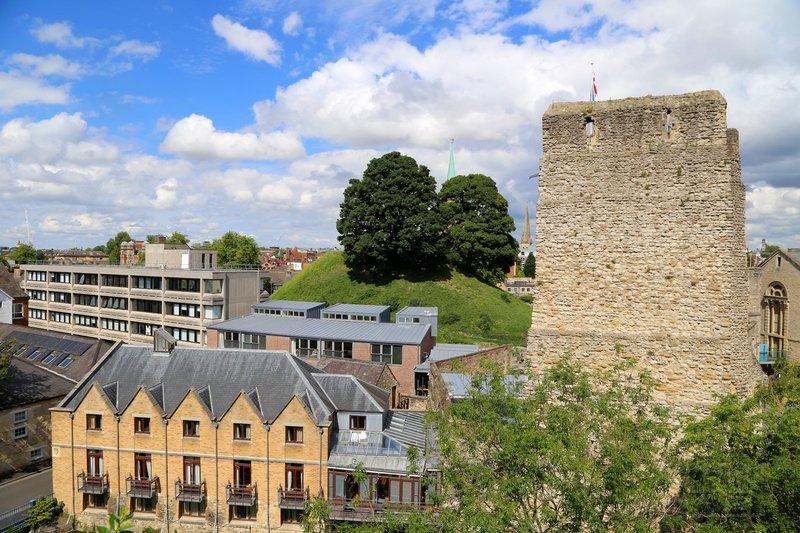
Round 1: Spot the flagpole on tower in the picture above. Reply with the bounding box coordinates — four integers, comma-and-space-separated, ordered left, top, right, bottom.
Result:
590, 62, 598, 102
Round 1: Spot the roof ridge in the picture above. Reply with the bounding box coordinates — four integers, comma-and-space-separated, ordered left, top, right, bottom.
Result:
55, 340, 123, 410
349, 375, 385, 411
284, 353, 334, 420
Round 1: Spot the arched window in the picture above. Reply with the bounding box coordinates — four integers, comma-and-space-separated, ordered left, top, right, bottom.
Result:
762, 282, 787, 357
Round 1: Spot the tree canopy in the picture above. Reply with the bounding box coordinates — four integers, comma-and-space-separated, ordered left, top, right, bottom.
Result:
8, 243, 45, 264
523, 252, 535, 277
439, 174, 518, 283
430, 354, 676, 532
104, 231, 133, 264
210, 231, 260, 266
147, 232, 189, 245
337, 152, 443, 279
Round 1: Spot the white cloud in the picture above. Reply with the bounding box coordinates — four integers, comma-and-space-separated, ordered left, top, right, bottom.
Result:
159, 114, 304, 160
282, 12, 303, 36
31, 21, 98, 48
746, 185, 800, 248
109, 40, 161, 60
152, 178, 204, 209
40, 213, 112, 233
7, 53, 85, 78
0, 72, 71, 111
211, 14, 281, 65
120, 94, 160, 104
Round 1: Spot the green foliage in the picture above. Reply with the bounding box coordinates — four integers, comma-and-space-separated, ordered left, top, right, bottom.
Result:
664, 361, 800, 532
94, 507, 134, 533
272, 252, 531, 345
141, 527, 160, 533
302, 495, 331, 533
762, 243, 781, 256
523, 252, 536, 277
337, 151, 443, 279
25, 496, 63, 529
210, 231, 260, 266
520, 294, 533, 304
439, 174, 518, 284
104, 231, 133, 264
8, 243, 45, 264
430, 355, 676, 532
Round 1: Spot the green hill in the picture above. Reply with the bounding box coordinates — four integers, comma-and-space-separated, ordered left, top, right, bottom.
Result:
271, 251, 532, 346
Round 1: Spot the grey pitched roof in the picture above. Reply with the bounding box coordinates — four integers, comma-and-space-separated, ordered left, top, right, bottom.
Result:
323, 303, 390, 315
312, 374, 388, 412
57, 346, 386, 426
0, 357, 75, 410
441, 373, 526, 399
210, 314, 430, 345
0, 269, 27, 299
253, 299, 326, 311
384, 411, 428, 450
414, 343, 480, 371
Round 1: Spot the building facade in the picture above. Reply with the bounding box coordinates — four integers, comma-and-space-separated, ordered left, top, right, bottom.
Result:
18, 244, 268, 347
526, 91, 762, 413
51, 340, 438, 531
0, 268, 28, 326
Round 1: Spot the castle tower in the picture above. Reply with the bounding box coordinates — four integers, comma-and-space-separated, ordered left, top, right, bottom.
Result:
526, 91, 761, 414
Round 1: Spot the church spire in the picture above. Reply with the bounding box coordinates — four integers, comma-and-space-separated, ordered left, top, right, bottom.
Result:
520, 203, 532, 247
447, 138, 456, 180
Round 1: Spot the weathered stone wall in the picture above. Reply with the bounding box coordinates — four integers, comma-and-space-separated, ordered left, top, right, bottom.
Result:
526, 91, 762, 414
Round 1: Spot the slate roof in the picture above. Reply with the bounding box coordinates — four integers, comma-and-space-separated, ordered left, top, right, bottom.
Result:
0, 357, 75, 410
56, 346, 388, 426
210, 314, 430, 344
253, 300, 326, 311
0, 269, 26, 299
317, 358, 394, 386
0, 325, 113, 382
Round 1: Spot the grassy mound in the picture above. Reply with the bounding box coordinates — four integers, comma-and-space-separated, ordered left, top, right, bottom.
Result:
271, 251, 532, 346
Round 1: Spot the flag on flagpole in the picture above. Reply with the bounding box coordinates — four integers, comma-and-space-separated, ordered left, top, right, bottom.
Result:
590, 64, 598, 102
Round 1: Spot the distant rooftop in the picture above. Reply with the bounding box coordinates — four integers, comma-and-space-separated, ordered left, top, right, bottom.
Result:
253, 299, 326, 311
415, 343, 480, 372
397, 306, 438, 317
324, 303, 391, 315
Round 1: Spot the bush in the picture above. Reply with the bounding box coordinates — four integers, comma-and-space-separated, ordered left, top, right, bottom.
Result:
25, 496, 63, 529
520, 294, 533, 304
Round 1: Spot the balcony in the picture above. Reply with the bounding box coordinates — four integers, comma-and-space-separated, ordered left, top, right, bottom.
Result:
175, 479, 206, 503
226, 482, 257, 506
327, 499, 438, 522
277, 486, 308, 510
77, 472, 108, 494
126, 476, 159, 498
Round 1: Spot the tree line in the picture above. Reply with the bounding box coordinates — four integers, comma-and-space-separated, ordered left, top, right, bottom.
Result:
337, 151, 520, 284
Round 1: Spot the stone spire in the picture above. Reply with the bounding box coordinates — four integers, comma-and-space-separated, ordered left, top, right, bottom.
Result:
520, 203, 532, 248
447, 139, 456, 180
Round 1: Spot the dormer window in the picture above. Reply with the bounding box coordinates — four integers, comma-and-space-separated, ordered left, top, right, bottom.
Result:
349, 415, 366, 431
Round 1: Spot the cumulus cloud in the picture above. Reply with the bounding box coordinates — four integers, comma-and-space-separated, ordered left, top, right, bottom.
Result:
746, 185, 800, 248
0, 72, 71, 111
109, 40, 161, 60
211, 14, 281, 65
159, 114, 304, 161
7, 53, 85, 78
31, 21, 98, 48
40, 213, 112, 233
282, 12, 303, 36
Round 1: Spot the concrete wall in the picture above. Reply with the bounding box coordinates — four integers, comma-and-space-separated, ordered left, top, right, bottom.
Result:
526, 91, 762, 414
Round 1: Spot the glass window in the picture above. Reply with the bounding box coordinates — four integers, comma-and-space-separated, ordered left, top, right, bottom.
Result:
204, 305, 222, 319
87, 414, 102, 431
233, 423, 251, 440
204, 279, 222, 294
349, 415, 366, 430
371, 344, 402, 365
13, 410, 27, 423
183, 420, 199, 437
134, 417, 150, 434
285, 426, 303, 443
14, 426, 27, 439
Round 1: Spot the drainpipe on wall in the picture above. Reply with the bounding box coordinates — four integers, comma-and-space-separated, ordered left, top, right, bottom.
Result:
264, 422, 271, 532
213, 420, 219, 533
115, 414, 121, 513
69, 412, 75, 529
163, 417, 170, 533
318, 427, 324, 494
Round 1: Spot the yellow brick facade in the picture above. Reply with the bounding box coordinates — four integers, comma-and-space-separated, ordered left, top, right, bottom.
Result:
53, 386, 331, 531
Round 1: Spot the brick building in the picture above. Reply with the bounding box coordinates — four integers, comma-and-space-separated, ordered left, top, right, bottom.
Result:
50, 334, 438, 531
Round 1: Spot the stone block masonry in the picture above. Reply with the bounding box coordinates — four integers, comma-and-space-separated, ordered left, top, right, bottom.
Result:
526, 90, 762, 414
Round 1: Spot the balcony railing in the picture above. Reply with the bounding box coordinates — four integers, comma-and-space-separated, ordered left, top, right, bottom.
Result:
278, 485, 309, 509
77, 472, 108, 494
126, 476, 159, 498
226, 482, 257, 506
175, 479, 206, 503
327, 498, 438, 522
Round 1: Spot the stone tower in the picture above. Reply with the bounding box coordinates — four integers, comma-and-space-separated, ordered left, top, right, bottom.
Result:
526, 91, 761, 414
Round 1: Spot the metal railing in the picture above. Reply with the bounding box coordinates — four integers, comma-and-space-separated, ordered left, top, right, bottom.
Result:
174, 479, 206, 502
125, 476, 159, 498
0, 497, 48, 532
226, 482, 257, 506
77, 472, 108, 494
327, 498, 438, 522
277, 485, 309, 509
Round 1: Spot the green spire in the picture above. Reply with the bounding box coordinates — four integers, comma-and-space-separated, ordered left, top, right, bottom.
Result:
447, 138, 456, 180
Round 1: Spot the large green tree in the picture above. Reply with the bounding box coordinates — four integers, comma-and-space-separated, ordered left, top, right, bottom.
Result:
438, 174, 518, 284
430, 354, 676, 532
663, 362, 800, 532
8, 243, 45, 264
523, 252, 536, 277
337, 151, 443, 279
210, 231, 260, 266
104, 231, 133, 264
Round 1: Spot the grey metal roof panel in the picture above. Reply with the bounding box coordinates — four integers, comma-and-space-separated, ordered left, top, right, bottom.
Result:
442, 373, 526, 399
429, 344, 480, 361
211, 315, 430, 344
396, 307, 438, 317
323, 303, 390, 315
312, 374, 388, 412
253, 300, 326, 311
384, 411, 428, 450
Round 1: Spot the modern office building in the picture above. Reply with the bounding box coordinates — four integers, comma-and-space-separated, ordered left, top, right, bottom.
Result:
18, 244, 269, 347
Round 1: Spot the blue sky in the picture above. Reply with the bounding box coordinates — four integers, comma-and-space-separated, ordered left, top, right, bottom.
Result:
1, 0, 799, 250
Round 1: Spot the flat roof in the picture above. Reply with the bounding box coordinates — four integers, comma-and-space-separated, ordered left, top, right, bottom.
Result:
323, 303, 390, 315
211, 314, 430, 345
253, 300, 326, 311
397, 306, 438, 317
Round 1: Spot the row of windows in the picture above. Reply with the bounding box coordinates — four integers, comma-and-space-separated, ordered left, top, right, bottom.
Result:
168, 327, 200, 343
32, 293, 219, 319
28, 290, 46, 300
29, 308, 47, 320
102, 274, 128, 287
51, 311, 70, 323
75, 314, 97, 327
101, 318, 128, 332
371, 344, 402, 365
26, 272, 224, 294
323, 313, 378, 322
26, 348, 75, 368
293, 338, 355, 359
92, 414, 305, 443
50, 291, 71, 303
